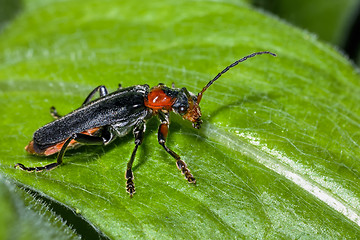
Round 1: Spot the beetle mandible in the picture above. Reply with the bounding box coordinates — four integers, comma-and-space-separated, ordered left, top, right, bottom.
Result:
15, 51, 276, 196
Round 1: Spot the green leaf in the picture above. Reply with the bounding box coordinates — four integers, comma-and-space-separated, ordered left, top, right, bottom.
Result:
0, 174, 80, 239
1, 0, 360, 238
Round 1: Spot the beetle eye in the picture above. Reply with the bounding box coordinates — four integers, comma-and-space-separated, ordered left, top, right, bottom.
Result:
179, 106, 187, 114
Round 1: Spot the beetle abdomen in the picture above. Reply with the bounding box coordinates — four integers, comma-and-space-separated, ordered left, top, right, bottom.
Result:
26, 127, 102, 155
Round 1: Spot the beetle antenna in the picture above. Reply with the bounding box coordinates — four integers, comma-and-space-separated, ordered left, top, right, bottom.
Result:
196, 51, 276, 104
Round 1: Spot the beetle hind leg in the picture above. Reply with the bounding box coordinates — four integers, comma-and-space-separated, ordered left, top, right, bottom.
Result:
15, 135, 76, 172
16, 132, 109, 172
15, 162, 60, 172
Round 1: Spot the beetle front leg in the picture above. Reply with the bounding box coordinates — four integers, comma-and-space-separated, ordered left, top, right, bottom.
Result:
125, 121, 146, 197
158, 112, 196, 184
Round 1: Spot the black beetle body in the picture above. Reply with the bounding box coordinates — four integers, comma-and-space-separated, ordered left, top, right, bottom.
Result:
32, 85, 151, 153
16, 51, 276, 196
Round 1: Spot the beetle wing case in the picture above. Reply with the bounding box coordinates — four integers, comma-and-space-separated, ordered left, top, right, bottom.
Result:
27, 85, 151, 155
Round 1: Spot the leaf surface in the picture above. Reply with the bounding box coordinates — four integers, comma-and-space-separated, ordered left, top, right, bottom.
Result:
1, 0, 360, 238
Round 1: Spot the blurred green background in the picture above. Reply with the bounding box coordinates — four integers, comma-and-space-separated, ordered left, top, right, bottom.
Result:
254, 0, 360, 65
2, 0, 360, 59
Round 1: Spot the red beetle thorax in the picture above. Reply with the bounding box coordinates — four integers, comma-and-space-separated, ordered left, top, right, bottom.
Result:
144, 88, 175, 110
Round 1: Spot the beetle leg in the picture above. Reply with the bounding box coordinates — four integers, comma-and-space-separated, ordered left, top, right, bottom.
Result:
49, 86, 109, 119
125, 121, 146, 197
157, 112, 196, 184
15, 132, 110, 172
15, 134, 76, 172
82, 85, 108, 105
50, 106, 62, 119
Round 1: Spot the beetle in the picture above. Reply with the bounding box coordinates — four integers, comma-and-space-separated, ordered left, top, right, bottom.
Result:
15, 51, 276, 196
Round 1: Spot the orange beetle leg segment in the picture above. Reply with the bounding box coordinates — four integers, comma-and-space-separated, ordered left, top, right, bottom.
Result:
159, 123, 169, 139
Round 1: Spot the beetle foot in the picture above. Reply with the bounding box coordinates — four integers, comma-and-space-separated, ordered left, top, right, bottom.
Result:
176, 160, 196, 184
15, 163, 41, 172
126, 178, 135, 197
15, 163, 32, 171
125, 168, 135, 197
15, 162, 59, 172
